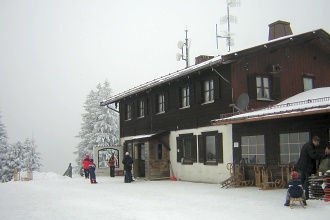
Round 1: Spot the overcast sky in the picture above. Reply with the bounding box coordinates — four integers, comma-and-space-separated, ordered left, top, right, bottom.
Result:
0, 0, 329, 174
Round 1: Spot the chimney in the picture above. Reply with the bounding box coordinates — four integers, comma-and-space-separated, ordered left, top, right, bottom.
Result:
195, 55, 214, 65
268, 20, 293, 41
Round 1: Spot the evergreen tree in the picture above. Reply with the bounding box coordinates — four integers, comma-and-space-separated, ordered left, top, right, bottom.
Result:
0, 111, 42, 182
22, 138, 42, 171
0, 112, 11, 182
75, 80, 119, 171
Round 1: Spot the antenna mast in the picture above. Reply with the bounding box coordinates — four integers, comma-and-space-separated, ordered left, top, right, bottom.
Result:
176, 28, 190, 68
216, 0, 240, 52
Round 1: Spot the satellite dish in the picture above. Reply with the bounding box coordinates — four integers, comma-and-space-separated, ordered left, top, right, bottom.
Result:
237, 93, 249, 110
177, 41, 184, 49
229, 93, 249, 113
176, 53, 182, 61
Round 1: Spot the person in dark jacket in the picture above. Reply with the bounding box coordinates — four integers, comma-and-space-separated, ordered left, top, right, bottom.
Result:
297, 136, 329, 199
122, 152, 133, 183
89, 159, 97, 184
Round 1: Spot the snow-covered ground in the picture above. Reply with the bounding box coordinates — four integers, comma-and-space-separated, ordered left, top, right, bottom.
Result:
1, 172, 329, 220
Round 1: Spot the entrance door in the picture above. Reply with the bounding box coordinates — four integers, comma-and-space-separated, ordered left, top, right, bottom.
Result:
134, 143, 145, 178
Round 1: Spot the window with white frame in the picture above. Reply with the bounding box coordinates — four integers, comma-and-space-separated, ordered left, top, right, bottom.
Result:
137, 100, 144, 118
279, 132, 309, 164
176, 133, 196, 164
203, 79, 214, 103
256, 76, 270, 99
179, 86, 190, 108
303, 77, 314, 91
157, 94, 165, 113
241, 135, 265, 164
125, 103, 132, 120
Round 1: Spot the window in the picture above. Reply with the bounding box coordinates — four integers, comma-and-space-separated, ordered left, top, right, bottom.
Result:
247, 74, 280, 100
176, 134, 197, 164
241, 135, 265, 164
124, 141, 133, 157
203, 79, 214, 103
198, 131, 223, 164
137, 100, 144, 118
125, 103, 132, 120
303, 77, 314, 91
155, 144, 162, 160
157, 94, 165, 113
279, 132, 309, 164
179, 86, 190, 108
256, 76, 270, 99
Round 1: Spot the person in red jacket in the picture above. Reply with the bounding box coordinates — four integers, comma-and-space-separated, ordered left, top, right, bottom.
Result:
108, 153, 117, 177
82, 155, 91, 179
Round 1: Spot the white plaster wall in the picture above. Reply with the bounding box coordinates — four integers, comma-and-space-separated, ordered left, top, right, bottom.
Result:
170, 124, 233, 184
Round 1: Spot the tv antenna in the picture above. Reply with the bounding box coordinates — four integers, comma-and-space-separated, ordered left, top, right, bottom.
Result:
176, 28, 190, 68
229, 93, 249, 113
216, 0, 240, 52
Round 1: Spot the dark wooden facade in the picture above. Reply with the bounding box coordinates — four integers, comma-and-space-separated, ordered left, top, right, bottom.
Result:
119, 64, 232, 137
116, 29, 330, 137
232, 113, 330, 183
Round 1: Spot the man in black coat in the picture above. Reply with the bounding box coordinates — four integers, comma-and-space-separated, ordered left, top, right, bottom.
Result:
122, 152, 133, 183
297, 136, 329, 199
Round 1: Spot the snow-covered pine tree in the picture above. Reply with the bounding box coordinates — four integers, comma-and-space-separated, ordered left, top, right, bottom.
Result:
22, 138, 42, 171
0, 112, 11, 182
74, 80, 119, 172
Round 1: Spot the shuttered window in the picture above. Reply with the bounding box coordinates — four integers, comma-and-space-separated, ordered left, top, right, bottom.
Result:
176, 134, 197, 164
199, 132, 223, 165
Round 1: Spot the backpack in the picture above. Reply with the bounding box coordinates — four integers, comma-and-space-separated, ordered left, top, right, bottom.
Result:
288, 185, 303, 198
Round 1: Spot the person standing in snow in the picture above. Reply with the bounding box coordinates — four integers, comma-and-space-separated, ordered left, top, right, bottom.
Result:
88, 158, 97, 184
296, 136, 329, 199
122, 152, 133, 183
82, 155, 91, 179
108, 153, 117, 177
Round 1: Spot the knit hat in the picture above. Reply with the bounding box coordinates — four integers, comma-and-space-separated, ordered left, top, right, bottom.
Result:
125, 152, 129, 155
291, 171, 298, 179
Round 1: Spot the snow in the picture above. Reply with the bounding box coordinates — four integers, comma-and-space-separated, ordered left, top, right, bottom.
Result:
212, 87, 330, 123
1, 172, 329, 220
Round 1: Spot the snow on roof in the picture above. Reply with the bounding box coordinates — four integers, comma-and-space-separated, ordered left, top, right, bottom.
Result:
212, 87, 330, 125
100, 29, 329, 106
100, 55, 223, 105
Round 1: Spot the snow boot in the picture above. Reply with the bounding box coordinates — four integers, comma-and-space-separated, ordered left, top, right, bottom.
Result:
284, 200, 290, 206
303, 200, 307, 206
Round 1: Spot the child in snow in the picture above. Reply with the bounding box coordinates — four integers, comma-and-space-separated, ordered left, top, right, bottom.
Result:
88, 159, 97, 184
284, 171, 306, 206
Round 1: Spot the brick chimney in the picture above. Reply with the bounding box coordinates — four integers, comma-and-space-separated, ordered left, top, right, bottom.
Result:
268, 20, 293, 41
195, 55, 214, 65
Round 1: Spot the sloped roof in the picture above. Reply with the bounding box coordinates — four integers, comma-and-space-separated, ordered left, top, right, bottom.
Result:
100, 29, 330, 106
211, 87, 330, 125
